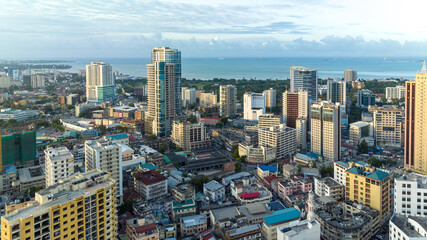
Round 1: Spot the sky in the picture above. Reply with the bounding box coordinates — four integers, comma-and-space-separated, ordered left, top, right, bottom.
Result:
2, 0, 427, 58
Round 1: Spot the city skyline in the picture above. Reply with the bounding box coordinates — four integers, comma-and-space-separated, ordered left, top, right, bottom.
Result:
2, 0, 427, 58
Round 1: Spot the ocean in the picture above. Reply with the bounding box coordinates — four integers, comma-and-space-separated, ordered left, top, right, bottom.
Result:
58, 57, 425, 80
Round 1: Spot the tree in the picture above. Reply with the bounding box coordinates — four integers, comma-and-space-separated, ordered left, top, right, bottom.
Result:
119, 200, 135, 214
240, 155, 247, 163
297, 164, 303, 172
97, 125, 107, 134
368, 158, 383, 168
232, 145, 239, 159
215, 123, 223, 128
235, 162, 242, 173
159, 144, 167, 154
312, 161, 317, 168
320, 166, 334, 177
145, 135, 157, 141
220, 117, 228, 125
358, 139, 369, 154
25, 186, 44, 198
187, 116, 197, 124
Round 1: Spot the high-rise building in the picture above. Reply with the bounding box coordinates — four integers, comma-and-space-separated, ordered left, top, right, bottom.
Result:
385, 85, 405, 100
405, 81, 416, 171
85, 138, 123, 201
290, 66, 318, 100
356, 89, 376, 108
310, 101, 341, 161
199, 92, 217, 107
369, 105, 403, 148
349, 121, 370, 144
44, 147, 74, 187
181, 87, 196, 108
296, 117, 308, 152
146, 47, 181, 137
282, 90, 309, 129
1, 169, 117, 240
405, 61, 427, 174
30, 75, 46, 89
344, 69, 357, 82
258, 114, 281, 128
243, 92, 265, 120
86, 62, 115, 103
219, 85, 236, 117
345, 165, 392, 220
258, 124, 296, 159
171, 121, 208, 150
0, 130, 36, 171
327, 79, 346, 111
263, 88, 277, 108
0, 76, 11, 88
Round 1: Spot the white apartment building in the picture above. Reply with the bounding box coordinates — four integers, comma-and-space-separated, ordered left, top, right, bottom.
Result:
386, 85, 405, 100
220, 85, 237, 117
85, 138, 123, 201
134, 170, 168, 201
203, 180, 225, 202
31, 74, 46, 88
369, 105, 403, 148
263, 88, 277, 108
344, 69, 357, 82
200, 92, 217, 107
394, 174, 427, 217
182, 87, 196, 108
311, 101, 341, 161
333, 161, 350, 186
243, 92, 266, 120
258, 124, 296, 159
0, 76, 11, 88
349, 121, 371, 144
239, 144, 277, 163
258, 114, 281, 128
171, 121, 208, 150
277, 220, 320, 240
314, 177, 344, 200
44, 147, 74, 187
389, 214, 427, 240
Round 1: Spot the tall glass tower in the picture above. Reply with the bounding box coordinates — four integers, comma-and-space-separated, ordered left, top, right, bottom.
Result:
290, 66, 318, 100
146, 47, 182, 137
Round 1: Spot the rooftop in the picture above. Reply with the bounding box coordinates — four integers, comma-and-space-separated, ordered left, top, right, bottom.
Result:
263, 207, 300, 226
204, 180, 224, 192
391, 214, 426, 238
107, 133, 129, 140
346, 167, 390, 181
396, 173, 427, 188
181, 214, 206, 227
134, 170, 167, 185
227, 224, 261, 237
294, 153, 315, 162
258, 165, 278, 172
317, 177, 342, 188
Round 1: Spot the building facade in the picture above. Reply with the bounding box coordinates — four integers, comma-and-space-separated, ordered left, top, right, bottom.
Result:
133, 170, 168, 201
327, 79, 346, 111
86, 62, 115, 103
258, 124, 296, 159
199, 92, 217, 107
369, 105, 403, 148
386, 85, 405, 100
344, 69, 357, 82
349, 121, 370, 144
258, 114, 281, 128
282, 90, 308, 129
310, 101, 341, 161
182, 87, 196, 108
1, 169, 117, 240
263, 88, 277, 108
290, 66, 318, 100
30, 75, 46, 88
220, 85, 237, 117
243, 92, 266, 120
394, 174, 427, 217
171, 121, 208, 150
146, 47, 181, 137
44, 147, 74, 187
356, 89, 376, 108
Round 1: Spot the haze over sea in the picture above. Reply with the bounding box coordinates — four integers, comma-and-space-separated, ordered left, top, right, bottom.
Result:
58, 57, 426, 80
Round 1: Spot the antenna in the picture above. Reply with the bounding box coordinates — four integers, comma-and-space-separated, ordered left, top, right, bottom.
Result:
421, 60, 427, 74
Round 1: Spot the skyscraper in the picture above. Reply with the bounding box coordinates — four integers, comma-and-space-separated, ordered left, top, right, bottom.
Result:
44, 147, 74, 187
310, 101, 341, 161
282, 90, 308, 128
263, 88, 277, 108
369, 105, 403, 148
86, 62, 115, 103
146, 47, 181, 137
327, 79, 346, 111
290, 66, 318, 100
344, 69, 357, 82
0, 130, 36, 171
405, 61, 427, 174
243, 92, 265, 120
219, 85, 236, 117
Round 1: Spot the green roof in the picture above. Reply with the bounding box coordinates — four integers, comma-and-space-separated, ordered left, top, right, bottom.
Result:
346, 167, 363, 175
367, 170, 389, 181
172, 198, 196, 211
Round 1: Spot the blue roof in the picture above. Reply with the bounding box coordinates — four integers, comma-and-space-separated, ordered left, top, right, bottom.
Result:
356, 161, 368, 166
263, 207, 300, 225
108, 133, 128, 140
367, 170, 389, 181
4, 165, 17, 174
140, 163, 158, 171
306, 152, 322, 159
258, 165, 278, 172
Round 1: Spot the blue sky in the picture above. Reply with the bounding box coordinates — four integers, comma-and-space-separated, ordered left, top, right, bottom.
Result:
1, 0, 427, 58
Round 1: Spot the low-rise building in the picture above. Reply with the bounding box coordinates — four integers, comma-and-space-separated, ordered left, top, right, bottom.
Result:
389, 214, 427, 240
314, 177, 344, 200
133, 170, 168, 201
180, 214, 207, 237
0, 109, 38, 122
278, 176, 312, 200
276, 220, 320, 240
257, 165, 278, 179
282, 164, 298, 178
225, 224, 262, 240
349, 121, 371, 145
171, 121, 208, 150
171, 198, 197, 222
126, 217, 160, 240
261, 207, 301, 240
231, 178, 272, 204
17, 165, 45, 192
172, 183, 195, 201
204, 180, 226, 202
239, 144, 277, 164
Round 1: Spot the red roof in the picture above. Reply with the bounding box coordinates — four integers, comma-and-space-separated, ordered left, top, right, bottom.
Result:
129, 136, 137, 141
134, 223, 157, 234
240, 192, 260, 199
200, 118, 220, 124
264, 175, 280, 184
134, 170, 167, 185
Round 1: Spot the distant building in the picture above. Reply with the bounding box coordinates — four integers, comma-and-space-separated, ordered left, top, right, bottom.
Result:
0, 130, 36, 171
282, 90, 309, 129
258, 124, 296, 159
344, 69, 357, 82
171, 121, 208, 150
263, 88, 277, 108
258, 114, 281, 128
239, 144, 276, 163
0, 109, 38, 122
66, 94, 79, 105
356, 89, 376, 108
295, 118, 308, 152
30, 74, 45, 88
349, 121, 370, 144
327, 79, 346, 112
86, 62, 115, 103
243, 92, 265, 120
200, 92, 217, 107
290, 66, 318, 100
0, 76, 11, 88
369, 105, 403, 147
182, 87, 196, 108
219, 85, 237, 117
386, 85, 405, 100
